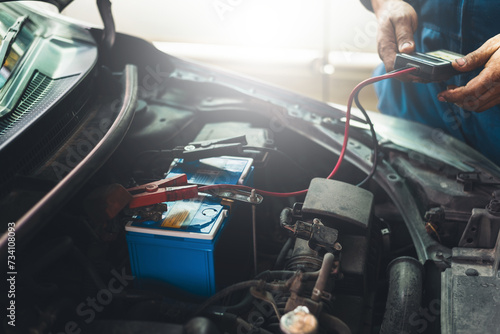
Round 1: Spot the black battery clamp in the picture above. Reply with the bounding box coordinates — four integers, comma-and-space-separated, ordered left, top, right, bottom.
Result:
394, 49, 465, 81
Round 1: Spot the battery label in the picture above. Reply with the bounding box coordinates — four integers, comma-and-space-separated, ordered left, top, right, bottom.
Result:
161, 209, 189, 228
161, 200, 200, 228
187, 170, 220, 185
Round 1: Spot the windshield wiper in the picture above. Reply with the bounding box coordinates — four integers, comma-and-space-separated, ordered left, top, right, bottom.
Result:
0, 15, 28, 68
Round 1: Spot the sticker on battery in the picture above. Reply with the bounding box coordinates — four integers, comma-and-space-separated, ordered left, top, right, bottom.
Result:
161, 200, 201, 228
187, 170, 220, 185
225, 160, 248, 172
161, 209, 189, 228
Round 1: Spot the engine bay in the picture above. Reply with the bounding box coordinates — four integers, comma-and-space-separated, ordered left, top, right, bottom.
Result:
1, 4, 500, 333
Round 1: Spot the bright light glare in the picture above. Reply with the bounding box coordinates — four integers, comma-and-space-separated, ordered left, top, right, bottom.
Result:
219, 1, 321, 48
239, 3, 304, 46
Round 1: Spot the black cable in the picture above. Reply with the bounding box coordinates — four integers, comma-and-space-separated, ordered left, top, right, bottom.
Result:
96, 0, 115, 52
437, 81, 473, 147
351, 67, 417, 187
354, 90, 379, 187
243, 146, 315, 179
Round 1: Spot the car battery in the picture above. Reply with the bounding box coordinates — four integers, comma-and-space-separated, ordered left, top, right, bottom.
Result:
125, 156, 254, 297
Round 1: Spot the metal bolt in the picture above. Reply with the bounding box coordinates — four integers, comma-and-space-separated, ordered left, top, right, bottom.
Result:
249, 189, 260, 204
487, 199, 500, 213
465, 268, 479, 277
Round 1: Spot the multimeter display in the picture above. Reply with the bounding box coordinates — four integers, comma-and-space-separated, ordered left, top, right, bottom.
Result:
394, 49, 464, 81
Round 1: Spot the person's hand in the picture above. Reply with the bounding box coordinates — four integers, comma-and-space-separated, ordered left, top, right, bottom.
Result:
372, 0, 418, 72
437, 34, 500, 112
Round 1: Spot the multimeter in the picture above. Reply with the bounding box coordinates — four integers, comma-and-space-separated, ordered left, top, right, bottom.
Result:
394, 49, 464, 81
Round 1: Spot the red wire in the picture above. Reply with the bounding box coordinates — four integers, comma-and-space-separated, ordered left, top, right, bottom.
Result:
199, 67, 417, 198
198, 183, 307, 198
325, 66, 417, 179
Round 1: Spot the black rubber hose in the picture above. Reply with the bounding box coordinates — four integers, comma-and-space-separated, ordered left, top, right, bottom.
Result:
280, 207, 293, 227
319, 313, 352, 334
380, 257, 424, 334
97, 0, 116, 52
223, 293, 254, 314
274, 237, 294, 269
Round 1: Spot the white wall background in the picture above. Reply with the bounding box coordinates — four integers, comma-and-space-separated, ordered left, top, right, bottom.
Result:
62, 0, 381, 109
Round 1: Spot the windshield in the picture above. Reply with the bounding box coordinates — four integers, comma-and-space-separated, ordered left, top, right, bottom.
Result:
0, 11, 33, 89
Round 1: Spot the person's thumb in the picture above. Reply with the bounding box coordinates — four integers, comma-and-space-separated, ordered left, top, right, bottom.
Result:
394, 7, 418, 53
396, 29, 415, 54
453, 37, 500, 72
